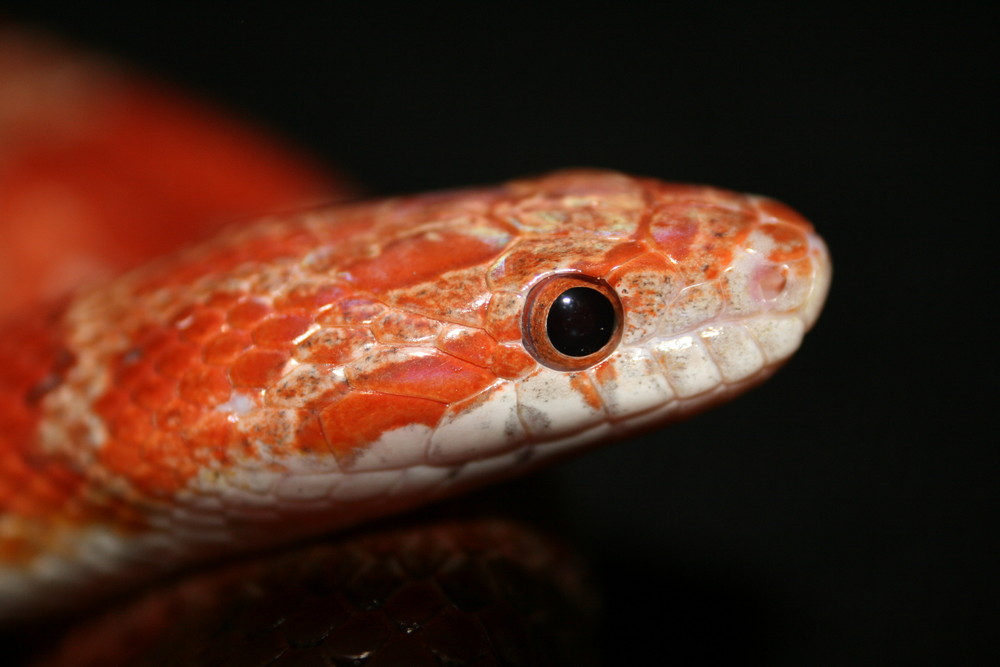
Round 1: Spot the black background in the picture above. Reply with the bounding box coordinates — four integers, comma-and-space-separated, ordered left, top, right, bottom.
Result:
3, 4, 996, 664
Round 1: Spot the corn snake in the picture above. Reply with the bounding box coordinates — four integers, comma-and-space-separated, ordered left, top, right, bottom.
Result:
0, 26, 830, 660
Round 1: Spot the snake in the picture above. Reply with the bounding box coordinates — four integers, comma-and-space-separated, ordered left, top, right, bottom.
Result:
0, 26, 830, 663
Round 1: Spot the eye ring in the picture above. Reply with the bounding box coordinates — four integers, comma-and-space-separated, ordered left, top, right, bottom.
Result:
522, 273, 624, 371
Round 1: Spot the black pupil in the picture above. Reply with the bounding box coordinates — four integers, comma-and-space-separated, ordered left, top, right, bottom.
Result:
546, 287, 616, 357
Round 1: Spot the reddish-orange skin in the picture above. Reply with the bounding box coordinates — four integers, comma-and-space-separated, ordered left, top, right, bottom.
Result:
0, 31, 827, 614
0, 173, 813, 560
0, 30, 348, 561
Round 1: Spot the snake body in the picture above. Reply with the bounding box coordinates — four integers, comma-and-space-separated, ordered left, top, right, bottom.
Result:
0, 30, 830, 627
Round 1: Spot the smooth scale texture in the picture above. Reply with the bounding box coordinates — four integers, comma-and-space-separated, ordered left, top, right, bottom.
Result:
0, 168, 829, 619
0, 30, 831, 623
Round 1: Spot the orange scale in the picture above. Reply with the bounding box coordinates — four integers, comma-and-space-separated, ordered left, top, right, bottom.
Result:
298, 385, 352, 412
187, 413, 241, 461
347, 350, 497, 404
203, 290, 244, 310
202, 330, 252, 365
651, 203, 756, 264
591, 241, 646, 274
649, 217, 698, 264
319, 392, 448, 455
94, 387, 130, 422
789, 256, 815, 280
98, 432, 148, 481
490, 344, 537, 379
133, 326, 178, 359
112, 360, 155, 394
132, 373, 178, 412
608, 250, 674, 276
230, 348, 291, 388
484, 292, 523, 343
105, 401, 156, 445
344, 230, 508, 292
153, 341, 200, 380
227, 298, 272, 330
176, 306, 226, 343
371, 311, 442, 344
251, 312, 313, 348
274, 283, 346, 310
607, 253, 676, 319
488, 238, 623, 290
436, 327, 497, 368
757, 198, 813, 229
167, 305, 197, 327
758, 223, 809, 262
317, 298, 387, 326
178, 364, 232, 406
294, 327, 374, 365
155, 396, 205, 432
385, 268, 492, 329
292, 412, 335, 456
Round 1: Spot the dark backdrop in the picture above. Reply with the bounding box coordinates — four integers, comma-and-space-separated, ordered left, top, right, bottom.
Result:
4, 4, 996, 664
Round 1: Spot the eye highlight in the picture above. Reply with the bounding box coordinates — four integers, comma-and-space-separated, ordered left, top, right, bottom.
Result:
522, 274, 623, 371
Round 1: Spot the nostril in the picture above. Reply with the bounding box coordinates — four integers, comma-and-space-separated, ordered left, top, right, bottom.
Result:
757, 264, 788, 300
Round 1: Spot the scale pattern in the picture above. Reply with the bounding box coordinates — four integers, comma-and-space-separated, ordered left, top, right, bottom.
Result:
0, 168, 830, 619
0, 26, 831, 626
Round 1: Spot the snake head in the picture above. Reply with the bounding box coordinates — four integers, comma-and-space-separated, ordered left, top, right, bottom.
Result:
2, 171, 830, 618
41, 171, 832, 525
93, 170, 828, 542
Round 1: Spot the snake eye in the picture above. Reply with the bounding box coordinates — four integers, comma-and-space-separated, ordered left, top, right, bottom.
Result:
522, 274, 623, 371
